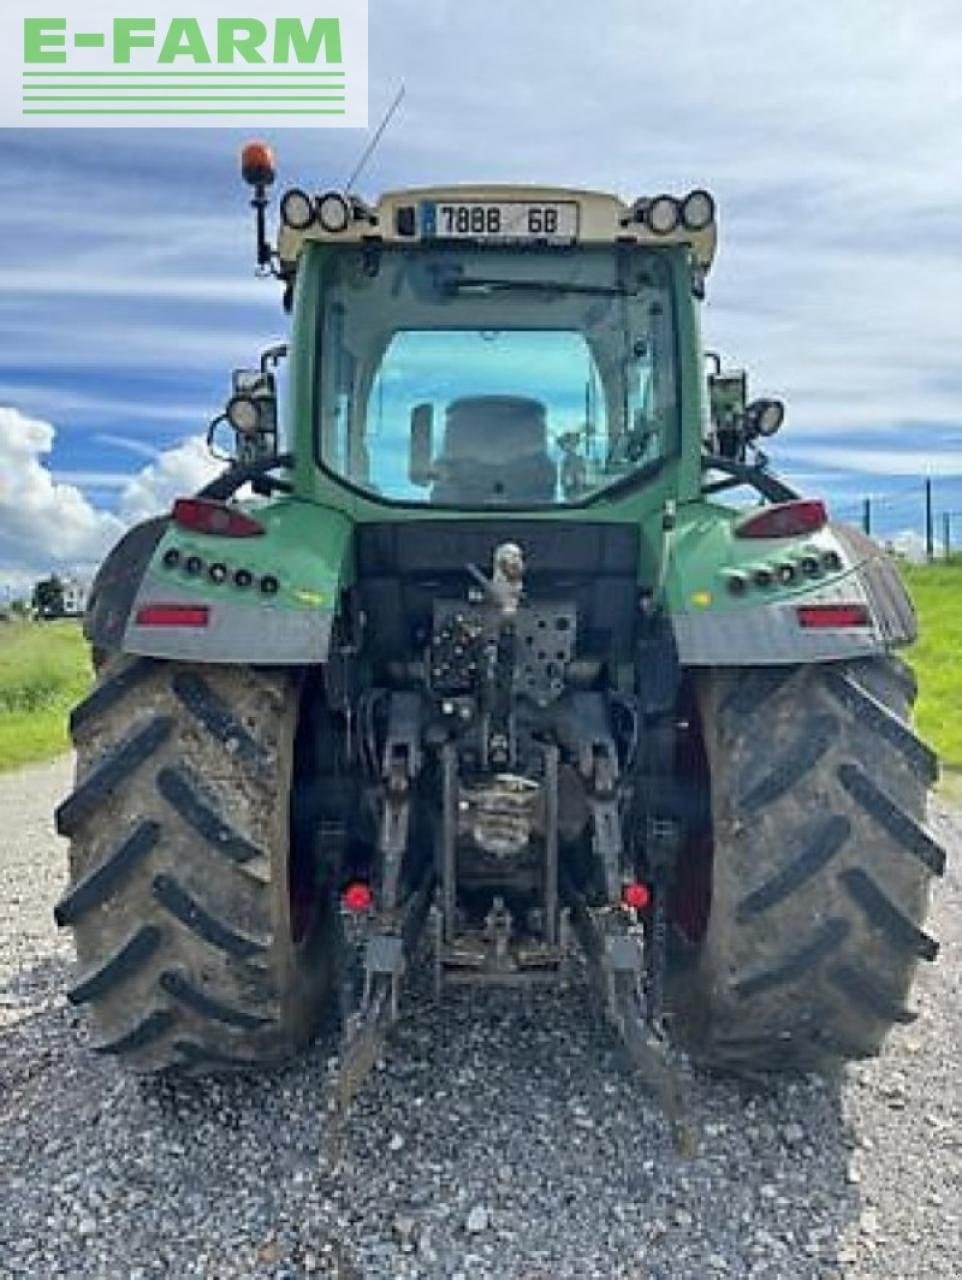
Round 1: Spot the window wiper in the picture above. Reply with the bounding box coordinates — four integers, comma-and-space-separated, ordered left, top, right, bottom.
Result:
442, 276, 637, 298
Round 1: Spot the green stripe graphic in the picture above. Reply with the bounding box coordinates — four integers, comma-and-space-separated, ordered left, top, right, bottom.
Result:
22, 70, 345, 77
20, 65, 350, 117
22, 108, 347, 115
23, 96, 346, 102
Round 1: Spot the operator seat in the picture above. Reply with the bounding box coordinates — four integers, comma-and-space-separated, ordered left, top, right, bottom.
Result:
431, 396, 557, 504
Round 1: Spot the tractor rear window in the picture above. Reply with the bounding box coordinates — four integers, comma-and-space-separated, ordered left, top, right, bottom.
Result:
313, 244, 679, 507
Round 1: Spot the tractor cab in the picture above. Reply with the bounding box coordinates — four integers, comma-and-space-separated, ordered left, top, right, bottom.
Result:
268, 177, 718, 513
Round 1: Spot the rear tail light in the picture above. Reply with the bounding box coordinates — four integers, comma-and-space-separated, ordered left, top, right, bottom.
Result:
735, 500, 827, 539
341, 881, 374, 912
135, 604, 210, 628
622, 881, 651, 910
172, 498, 264, 538
797, 603, 870, 629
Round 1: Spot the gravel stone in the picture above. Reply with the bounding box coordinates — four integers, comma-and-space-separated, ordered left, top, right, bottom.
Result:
465, 1206, 490, 1234
1, 758, 960, 1278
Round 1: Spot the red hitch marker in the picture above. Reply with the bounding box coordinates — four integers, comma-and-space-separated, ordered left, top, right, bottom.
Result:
135, 604, 210, 628
623, 881, 651, 910
796, 603, 871, 629
342, 881, 374, 913
172, 497, 265, 539
735, 499, 828, 539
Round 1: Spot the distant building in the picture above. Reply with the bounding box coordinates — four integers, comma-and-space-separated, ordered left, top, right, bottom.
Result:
61, 578, 90, 617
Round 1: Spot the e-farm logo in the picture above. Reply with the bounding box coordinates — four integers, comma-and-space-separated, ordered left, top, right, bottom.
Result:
2, 1, 367, 127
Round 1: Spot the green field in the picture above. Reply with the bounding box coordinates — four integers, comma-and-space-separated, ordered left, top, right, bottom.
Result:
0, 561, 959, 780
901, 559, 962, 783
0, 620, 92, 771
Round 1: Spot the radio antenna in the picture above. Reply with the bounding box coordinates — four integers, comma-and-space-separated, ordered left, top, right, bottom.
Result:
345, 85, 406, 192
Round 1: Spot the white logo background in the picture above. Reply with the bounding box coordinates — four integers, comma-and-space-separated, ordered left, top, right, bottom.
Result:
0, 0, 367, 128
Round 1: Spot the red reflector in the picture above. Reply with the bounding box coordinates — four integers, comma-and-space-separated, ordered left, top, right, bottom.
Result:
735, 500, 828, 539
342, 881, 374, 912
623, 881, 651, 911
135, 604, 210, 628
797, 603, 871, 629
172, 497, 264, 538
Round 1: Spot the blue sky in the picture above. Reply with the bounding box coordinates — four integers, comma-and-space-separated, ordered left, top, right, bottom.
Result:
2, 0, 962, 587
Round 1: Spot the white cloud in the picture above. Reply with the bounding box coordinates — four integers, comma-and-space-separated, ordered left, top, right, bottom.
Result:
118, 436, 221, 526
0, 407, 220, 591
0, 407, 124, 585
780, 445, 962, 477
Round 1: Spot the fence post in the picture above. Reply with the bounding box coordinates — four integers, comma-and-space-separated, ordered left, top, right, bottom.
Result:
944, 513, 952, 561
925, 478, 934, 560
862, 497, 871, 536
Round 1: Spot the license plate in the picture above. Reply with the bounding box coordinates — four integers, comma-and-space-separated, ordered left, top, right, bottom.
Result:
420, 200, 579, 242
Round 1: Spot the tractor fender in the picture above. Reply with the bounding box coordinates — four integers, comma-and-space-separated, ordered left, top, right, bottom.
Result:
665, 517, 916, 667
85, 516, 169, 652
85, 500, 351, 666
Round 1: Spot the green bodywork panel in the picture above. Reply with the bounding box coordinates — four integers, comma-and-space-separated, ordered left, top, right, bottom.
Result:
144, 486, 850, 633
658, 501, 851, 615
150, 497, 354, 611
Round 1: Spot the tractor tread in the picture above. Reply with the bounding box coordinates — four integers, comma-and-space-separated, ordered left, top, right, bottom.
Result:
151, 873, 267, 959
67, 925, 162, 1005
55, 717, 173, 836
59, 660, 333, 1076
840, 867, 940, 960
737, 814, 851, 919
53, 820, 161, 926
171, 672, 269, 773
737, 713, 838, 812
733, 917, 850, 999
838, 763, 946, 875
159, 970, 272, 1030
93, 1008, 177, 1057
69, 657, 156, 737
824, 669, 938, 783
721, 667, 795, 720
157, 765, 265, 864
688, 656, 940, 1074
172, 1039, 266, 1071
828, 962, 917, 1025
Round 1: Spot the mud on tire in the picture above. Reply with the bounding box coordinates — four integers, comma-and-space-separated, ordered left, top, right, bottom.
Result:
55, 658, 334, 1073
684, 656, 945, 1072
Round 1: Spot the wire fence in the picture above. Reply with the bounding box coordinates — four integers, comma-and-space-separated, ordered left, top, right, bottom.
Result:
827, 476, 962, 560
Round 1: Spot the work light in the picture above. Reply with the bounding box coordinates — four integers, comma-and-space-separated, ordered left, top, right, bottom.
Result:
226, 394, 262, 437
317, 192, 351, 233
646, 195, 681, 234
681, 189, 715, 231
280, 188, 315, 231
756, 400, 785, 436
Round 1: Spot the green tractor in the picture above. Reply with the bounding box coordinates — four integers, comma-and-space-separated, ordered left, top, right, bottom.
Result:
55, 144, 944, 1129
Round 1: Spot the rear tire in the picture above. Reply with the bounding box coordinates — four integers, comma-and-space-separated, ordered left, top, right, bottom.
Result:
681, 657, 945, 1072
55, 657, 334, 1073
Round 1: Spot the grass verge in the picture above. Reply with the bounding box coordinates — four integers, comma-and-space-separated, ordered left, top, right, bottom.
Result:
0, 620, 92, 771
901, 559, 962, 792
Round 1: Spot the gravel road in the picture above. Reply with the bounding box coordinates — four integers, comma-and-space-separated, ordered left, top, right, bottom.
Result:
1, 756, 959, 1280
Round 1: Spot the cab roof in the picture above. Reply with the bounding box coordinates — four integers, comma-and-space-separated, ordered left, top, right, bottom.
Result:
276, 183, 717, 275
